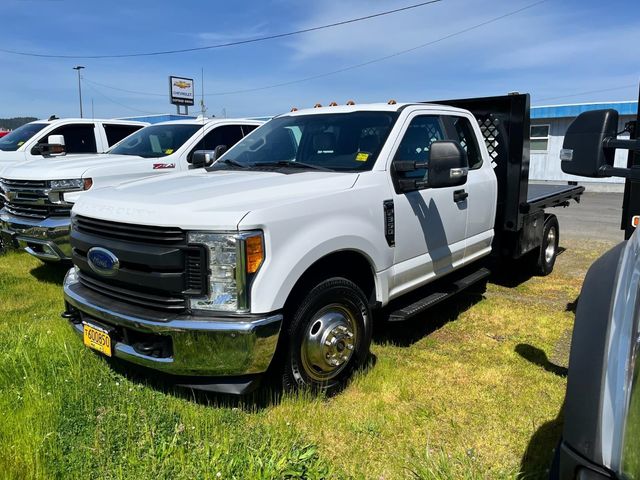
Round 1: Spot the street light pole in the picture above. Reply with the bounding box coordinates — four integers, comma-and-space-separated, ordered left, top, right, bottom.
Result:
73, 66, 85, 118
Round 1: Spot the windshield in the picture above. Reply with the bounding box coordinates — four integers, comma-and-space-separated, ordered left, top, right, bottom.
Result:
109, 124, 201, 158
213, 111, 399, 172
0, 123, 47, 151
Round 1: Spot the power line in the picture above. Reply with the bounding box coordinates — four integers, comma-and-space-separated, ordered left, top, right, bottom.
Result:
84, 78, 166, 97
534, 84, 639, 103
84, 82, 161, 115
83, 0, 549, 99
0, 0, 444, 59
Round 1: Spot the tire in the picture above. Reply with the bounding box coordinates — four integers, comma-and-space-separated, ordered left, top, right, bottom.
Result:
533, 214, 559, 276
282, 277, 372, 394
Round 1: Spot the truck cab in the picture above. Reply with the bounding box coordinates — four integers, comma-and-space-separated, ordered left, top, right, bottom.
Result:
61, 96, 583, 394
0, 118, 263, 261
0, 117, 146, 171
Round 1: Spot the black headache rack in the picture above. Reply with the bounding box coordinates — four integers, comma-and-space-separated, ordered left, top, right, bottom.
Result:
430, 93, 584, 258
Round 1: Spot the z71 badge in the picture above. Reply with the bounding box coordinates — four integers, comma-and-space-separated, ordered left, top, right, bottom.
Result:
153, 163, 176, 170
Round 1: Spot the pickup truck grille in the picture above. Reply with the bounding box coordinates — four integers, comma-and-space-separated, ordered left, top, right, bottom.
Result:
74, 215, 186, 244
78, 272, 187, 312
71, 216, 206, 313
4, 203, 72, 219
0, 178, 71, 220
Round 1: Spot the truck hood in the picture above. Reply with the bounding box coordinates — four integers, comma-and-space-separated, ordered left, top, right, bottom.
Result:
73, 169, 359, 230
0, 154, 146, 180
0, 151, 26, 166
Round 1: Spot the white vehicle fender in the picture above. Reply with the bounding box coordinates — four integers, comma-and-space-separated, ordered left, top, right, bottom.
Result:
246, 209, 393, 314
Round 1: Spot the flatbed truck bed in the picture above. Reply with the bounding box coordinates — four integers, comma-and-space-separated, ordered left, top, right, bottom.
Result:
526, 183, 585, 211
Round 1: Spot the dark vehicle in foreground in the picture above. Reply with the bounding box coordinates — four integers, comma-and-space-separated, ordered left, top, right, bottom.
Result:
553, 87, 640, 479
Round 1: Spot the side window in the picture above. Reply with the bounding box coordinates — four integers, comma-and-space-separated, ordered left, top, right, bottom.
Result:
447, 116, 483, 170
530, 124, 550, 152
104, 124, 144, 147
241, 124, 259, 136
38, 124, 97, 154
393, 115, 446, 179
188, 125, 244, 161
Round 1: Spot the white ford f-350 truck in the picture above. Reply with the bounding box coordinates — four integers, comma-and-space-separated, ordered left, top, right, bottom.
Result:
0, 118, 262, 261
61, 94, 585, 394
0, 117, 147, 170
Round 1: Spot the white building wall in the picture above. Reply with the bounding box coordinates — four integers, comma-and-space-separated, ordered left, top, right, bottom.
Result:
529, 115, 633, 184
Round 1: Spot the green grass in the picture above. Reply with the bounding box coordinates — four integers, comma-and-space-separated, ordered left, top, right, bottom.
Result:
0, 239, 614, 479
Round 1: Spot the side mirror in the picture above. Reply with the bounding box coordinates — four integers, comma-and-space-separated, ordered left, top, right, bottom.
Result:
561, 109, 618, 178
31, 134, 67, 157
190, 145, 228, 168
395, 140, 468, 192
427, 140, 469, 188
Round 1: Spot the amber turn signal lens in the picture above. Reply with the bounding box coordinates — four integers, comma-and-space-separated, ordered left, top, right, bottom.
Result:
246, 235, 264, 273
83, 178, 93, 190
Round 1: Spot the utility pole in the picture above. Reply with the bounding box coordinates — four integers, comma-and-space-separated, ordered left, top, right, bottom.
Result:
73, 66, 85, 118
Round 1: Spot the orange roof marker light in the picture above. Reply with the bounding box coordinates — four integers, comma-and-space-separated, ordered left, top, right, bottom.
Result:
314, 103, 323, 108
388, 99, 397, 105
329, 101, 338, 106
346, 100, 356, 105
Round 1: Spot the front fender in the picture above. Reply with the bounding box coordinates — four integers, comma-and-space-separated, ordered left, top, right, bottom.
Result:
244, 193, 393, 313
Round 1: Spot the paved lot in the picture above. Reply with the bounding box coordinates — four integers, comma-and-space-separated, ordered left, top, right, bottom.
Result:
554, 192, 625, 243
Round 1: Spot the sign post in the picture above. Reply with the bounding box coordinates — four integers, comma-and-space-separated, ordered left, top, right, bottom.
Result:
169, 76, 195, 115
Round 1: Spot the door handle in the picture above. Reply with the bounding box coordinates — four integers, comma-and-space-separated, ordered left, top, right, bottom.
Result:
453, 189, 468, 203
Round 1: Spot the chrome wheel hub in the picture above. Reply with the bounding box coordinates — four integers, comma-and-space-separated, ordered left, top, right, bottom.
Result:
545, 227, 557, 264
300, 305, 357, 382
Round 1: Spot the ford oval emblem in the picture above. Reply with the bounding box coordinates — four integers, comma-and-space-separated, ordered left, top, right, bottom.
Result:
87, 247, 120, 277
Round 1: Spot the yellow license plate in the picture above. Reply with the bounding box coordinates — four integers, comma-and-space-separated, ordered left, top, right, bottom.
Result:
83, 323, 112, 357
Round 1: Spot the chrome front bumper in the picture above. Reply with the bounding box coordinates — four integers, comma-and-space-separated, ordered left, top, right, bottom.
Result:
63, 269, 283, 380
0, 209, 71, 261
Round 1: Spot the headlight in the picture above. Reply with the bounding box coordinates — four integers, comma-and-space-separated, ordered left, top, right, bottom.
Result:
188, 231, 264, 313
49, 178, 93, 192
48, 178, 92, 205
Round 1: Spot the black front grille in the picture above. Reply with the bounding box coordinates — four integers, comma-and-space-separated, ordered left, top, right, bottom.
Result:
74, 215, 186, 244
71, 216, 206, 314
186, 250, 206, 293
78, 272, 187, 312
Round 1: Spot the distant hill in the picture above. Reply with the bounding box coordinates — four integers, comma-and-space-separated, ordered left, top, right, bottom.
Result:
0, 117, 38, 130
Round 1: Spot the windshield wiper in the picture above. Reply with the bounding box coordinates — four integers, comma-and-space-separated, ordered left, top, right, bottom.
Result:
255, 161, 332, 172
214, 158, 248, 169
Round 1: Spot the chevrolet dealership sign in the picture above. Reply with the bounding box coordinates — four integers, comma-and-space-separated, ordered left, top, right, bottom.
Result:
169, 76, 194, 106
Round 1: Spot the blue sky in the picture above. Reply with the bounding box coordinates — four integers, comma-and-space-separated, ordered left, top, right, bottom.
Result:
1, 0, 638, 120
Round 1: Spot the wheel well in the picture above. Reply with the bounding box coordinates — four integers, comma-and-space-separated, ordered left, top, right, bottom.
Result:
285, 250, 377, 312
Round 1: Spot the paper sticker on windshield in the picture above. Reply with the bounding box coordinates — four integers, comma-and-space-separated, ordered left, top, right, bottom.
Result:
164, 149, 174, 155
17, 141, 24, 146
153, 163, 175, 170
356, 152, 370, 162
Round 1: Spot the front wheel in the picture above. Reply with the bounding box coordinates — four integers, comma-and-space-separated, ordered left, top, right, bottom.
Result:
282, 277, 372, 394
